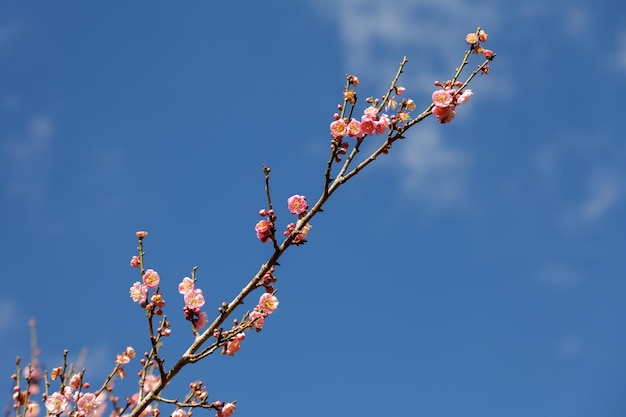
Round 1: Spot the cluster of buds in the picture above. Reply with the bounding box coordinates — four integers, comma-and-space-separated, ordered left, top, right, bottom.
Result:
42, 373, 104, 417
428, 29, 493, 123
284, 222, 311, 244
330, 105, 391, 140
431, 84, 473, 124
255, 208, 276, 242
465, 28, 494, 68
11, 356, 43, 417
218, 291, 280, 356
283, 194, 312, 245
261, 266, 277, 291
129, 268, 166, 315
179, 277, 208, 331
213, 401, 236, 417
246, 292, 280, 332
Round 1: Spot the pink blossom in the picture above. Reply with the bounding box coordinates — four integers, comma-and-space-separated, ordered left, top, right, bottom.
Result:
293, 223, 311, 243
69, 373, 82, 389
433, 105, 456, 124
360, 118, 376, 136
330, 119, 347, 139
142, 269, 160, 288
254, 220, 273, 242
93, 392, 108, 417
142, 374, 160, 393
395, 86, 405, 96
225, 333, 245, 356
478, 29, 488, 42
129, 282, 147, 304
362, 106, 378, 119
178, 277, 194, 294
24, 402, 40, 417
184, 288, 205, 309
249, 310, 266, 330
45, 392, 68, 415
374, 114, 391, 134
405, 99, 416, 111
465, 32, 479, 44
456, 89, 473, 105
217, 402, 236, 417
130, 256, 140, 268
172, 410, 189, 417
115, 346, 135, 365
259, 293, 279, 314
346, 119, 363, 138
151, 292, 165, 308
76, 393, 100, 417
432, 89, 453, 107
196, 311, 208, 329
287, 195, 308, 215
62, 385, 73, 401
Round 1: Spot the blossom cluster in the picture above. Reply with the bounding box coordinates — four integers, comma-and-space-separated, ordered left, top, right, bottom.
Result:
129, 268, 166, 315
255, 194, 312, 245
330, 105, 391, 140
9, 29, 496, 417
254, 208, 275, 242
430, 29, 493, 124
179, 276, 208, 331
14, 363, 106, 417
220, 292, 280, 356
431, 86, 473, 124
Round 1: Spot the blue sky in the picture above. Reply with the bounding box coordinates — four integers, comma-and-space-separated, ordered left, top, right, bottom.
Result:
1, 1, 625, 417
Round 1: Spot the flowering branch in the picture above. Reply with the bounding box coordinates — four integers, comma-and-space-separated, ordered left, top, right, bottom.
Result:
9, 27, 496, 417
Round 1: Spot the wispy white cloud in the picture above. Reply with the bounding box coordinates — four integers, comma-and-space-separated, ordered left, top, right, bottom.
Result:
611, 30, 626, 72
0, 25, 16, 46
308, 0, 503, 207
396, 127, 471, 206
4, 115, 54, 208
557, 337, 582, 356
538, 263, 583, 288
310, 0, 502, 91
0, 299, 19, 333
563, 6, 590, 39
571, 171, 621, 222
532, 130, 625, 229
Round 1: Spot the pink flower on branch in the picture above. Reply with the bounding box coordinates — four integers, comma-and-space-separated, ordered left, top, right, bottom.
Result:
129, 282, 147, 304
433, 105, 456, 124
432, 89, 454, 107
172, 410, 189, 417
217, 402, 236, 417
258, 293, 279, 314
224, 333, 245, 356
178, 277, 194, 294
44, 392, 68, 415
184, 288, 205, 309
456, 89, 473, 105
76, 392, 100, 417
24, 402, 39, 417
330, 118, 347, 139
287, 195, 308, 215
254, 219, 273, 242
196, 311, 208, 329
142, 269, 160, 289
115, 346, 135, 365
248, 310, 266, 331
347, 119, 363, 138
